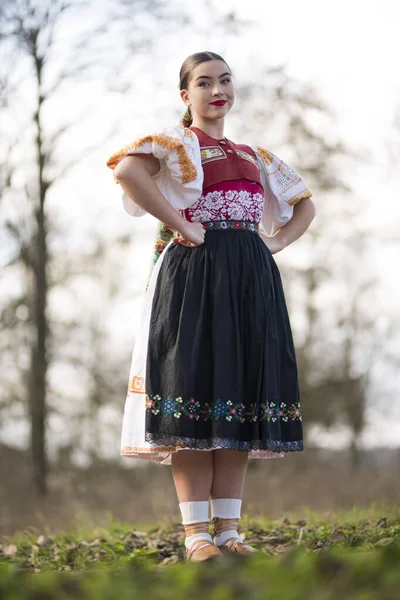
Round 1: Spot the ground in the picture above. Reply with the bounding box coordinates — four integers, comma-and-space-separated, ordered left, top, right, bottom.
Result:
1, 504, 400, 598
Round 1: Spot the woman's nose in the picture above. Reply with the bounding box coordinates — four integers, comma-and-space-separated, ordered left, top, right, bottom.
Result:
211, 83, 223, 95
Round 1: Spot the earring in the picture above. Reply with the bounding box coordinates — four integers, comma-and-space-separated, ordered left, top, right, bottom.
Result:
180, 104, 192, 128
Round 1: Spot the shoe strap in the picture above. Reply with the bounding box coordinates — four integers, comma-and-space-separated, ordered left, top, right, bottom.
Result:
183, 521, 210, 536
212, 517, 239, 536
186, 539, 213, 560
223, 537, 258, 552
224, 537, 242, 549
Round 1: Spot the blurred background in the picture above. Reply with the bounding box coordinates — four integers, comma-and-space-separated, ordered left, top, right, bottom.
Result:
0, 0, 399, 536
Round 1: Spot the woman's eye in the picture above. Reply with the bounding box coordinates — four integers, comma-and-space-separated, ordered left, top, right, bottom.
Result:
198, 79, 231, 87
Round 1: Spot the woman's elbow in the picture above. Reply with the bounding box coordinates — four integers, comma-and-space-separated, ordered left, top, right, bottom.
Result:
300, 197, 316, 223
114, 154, 159, 182
114, 157, 134, 182
308, 198, 316, 221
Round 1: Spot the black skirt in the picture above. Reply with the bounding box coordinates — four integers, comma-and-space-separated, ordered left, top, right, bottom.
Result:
145, 228, 303, 454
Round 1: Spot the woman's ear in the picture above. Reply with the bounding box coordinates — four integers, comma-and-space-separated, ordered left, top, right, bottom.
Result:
180, 89, 190, 106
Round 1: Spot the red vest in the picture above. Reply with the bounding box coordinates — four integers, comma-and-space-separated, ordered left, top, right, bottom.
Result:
189, 126, 262, 191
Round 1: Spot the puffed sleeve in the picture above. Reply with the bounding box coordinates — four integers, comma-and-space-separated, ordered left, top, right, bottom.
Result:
253, 147, 312, 237
106, 126, 203, 217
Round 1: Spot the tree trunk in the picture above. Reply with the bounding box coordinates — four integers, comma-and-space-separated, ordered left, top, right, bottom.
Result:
28, 49, 48, 496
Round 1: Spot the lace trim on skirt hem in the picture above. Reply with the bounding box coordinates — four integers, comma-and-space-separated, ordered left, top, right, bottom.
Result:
144, 433, 303, 453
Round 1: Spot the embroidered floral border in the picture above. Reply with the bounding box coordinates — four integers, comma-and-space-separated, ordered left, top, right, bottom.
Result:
203, 220, 259, 232
235, 149, 258, 166
145, 394, 301, 423
185, 188, 264, 223
200, 146, 227, 163
106, 132, 198, 184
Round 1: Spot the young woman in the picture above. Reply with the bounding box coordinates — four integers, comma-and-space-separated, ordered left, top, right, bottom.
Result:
107, 51, 316, 563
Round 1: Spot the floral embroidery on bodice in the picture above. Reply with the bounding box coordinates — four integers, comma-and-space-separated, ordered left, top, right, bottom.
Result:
181, 179, 264, 224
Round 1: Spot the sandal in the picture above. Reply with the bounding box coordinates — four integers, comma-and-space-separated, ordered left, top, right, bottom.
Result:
217, 537, 259, 557
186, 539, 225, 562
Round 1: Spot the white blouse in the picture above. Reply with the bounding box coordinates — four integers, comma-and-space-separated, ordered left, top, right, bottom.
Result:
106, 126, 312, 237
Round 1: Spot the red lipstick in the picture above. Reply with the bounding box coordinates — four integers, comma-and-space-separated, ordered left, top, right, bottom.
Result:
210, 100, 227, 106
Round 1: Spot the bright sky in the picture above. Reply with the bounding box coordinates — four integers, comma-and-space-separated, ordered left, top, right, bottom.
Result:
2, 0, 400, 454
231, 0, 399, 140
69, 0, 400, 451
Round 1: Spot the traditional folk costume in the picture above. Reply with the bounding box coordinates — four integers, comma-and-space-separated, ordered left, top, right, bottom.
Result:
106, 125, 312, 466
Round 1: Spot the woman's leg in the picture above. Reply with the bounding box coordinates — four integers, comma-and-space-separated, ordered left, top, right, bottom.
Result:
171, 450, 218, 558
209, 449, 256, 553
210, 449, 249, 499
170, 448, 249, 501
171, 448, 250, 556
171, 449, 213, 501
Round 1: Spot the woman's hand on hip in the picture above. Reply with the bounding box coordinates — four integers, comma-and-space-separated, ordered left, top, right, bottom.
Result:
260, 234, 284, 254
172, 221, 205, 247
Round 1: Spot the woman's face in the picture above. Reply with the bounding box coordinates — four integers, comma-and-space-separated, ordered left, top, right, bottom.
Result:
180, 59, 235, 122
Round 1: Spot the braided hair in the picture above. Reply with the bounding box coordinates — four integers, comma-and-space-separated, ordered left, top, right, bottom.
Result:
178, 51, 230, 127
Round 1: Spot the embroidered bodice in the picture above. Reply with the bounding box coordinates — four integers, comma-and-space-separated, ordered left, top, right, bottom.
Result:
181, 179, 264, 223
188, 126, 262, 189
180, 127, 264, 224
106, 124, 313, 278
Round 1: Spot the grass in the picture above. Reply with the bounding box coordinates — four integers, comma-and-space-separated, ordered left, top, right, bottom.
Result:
1, 503, 400, 599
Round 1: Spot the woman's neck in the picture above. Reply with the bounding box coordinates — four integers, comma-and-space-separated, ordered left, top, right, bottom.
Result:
190, 118, 225, 140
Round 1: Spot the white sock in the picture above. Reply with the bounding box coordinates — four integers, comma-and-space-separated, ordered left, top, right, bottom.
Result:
184, 532, 213, 550
213, 529, 240, 546
210, 498, 242, 546
179, 500, 212, 550
210, 498, 242, 519
179, 500, 209, 524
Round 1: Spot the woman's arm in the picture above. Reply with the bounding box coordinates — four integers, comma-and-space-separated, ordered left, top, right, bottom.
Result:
114, 154, 204, 244
114, 154, 185, 232
260, 197, 316, 254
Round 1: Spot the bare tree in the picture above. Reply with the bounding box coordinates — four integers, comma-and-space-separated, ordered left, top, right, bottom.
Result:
0, 0, 170, 494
